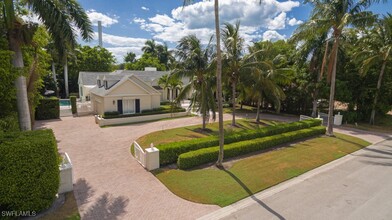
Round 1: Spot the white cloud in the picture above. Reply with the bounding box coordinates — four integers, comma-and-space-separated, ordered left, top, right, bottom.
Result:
141, 6, 150, 11
287, 17, 303, 26
134, 0, 300, 45
262, 30, 286, 41
87, 9, 119, 27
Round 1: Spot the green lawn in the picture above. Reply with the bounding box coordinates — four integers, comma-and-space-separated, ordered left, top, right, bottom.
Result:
153, 133, 370, 207
343, 114, 392, 134
136, 118, 279, 148
40, 192, 80, 220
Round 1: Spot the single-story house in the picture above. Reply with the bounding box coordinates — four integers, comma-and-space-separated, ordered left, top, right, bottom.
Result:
89, 74, 161, 115
78, 69, 182, 103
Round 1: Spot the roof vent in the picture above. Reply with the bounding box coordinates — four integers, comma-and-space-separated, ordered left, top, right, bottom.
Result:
144, 67, 157, 71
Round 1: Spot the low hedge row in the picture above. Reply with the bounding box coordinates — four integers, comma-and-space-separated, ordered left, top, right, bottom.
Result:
35, 97, 60, 120
70, 96, 77, 114
103, 107, 186, 119
177, 126, 326, 169
0, 129, 60, 212
157, 119, 322, 165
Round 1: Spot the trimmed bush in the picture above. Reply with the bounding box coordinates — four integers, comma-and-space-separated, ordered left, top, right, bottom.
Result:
158, 119, 322, 165
103, 107, 186, 119
177, 126, 326, 169
0, 113, 20, 133
35, 97, 59, 120
0, 129, 60, 212
70, 96, 77, 114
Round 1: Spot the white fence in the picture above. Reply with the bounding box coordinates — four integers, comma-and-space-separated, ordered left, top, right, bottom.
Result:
133, 141, 160, 171
133, 141, 146, 167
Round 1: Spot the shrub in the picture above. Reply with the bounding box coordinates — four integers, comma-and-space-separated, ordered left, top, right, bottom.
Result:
177, 126, 326, 169
103, 107, 186, 119
0, 113, 19, 133
0, 130, 60, 212
104, 111, 120, 116
158, 119, 322, 165
70, 96, 77, 114
35, 97, 59, 120
69, 92, 79, 98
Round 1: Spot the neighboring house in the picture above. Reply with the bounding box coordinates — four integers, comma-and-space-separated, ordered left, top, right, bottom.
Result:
78, 69, 182, 103
89, 74, 161, 115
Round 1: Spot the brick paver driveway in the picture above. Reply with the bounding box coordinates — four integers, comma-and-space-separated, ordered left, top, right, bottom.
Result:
36, 115, 238, 219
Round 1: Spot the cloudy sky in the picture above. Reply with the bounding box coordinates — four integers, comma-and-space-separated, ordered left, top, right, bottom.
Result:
78, 0, 391, 63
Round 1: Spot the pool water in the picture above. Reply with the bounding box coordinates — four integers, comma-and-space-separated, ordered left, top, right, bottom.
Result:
59, 99, 71, 106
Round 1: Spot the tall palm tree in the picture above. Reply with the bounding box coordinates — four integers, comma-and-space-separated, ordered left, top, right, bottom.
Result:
183, 0, 224, 166
291, 23, 330, 118
174, 35, 216, 130
2, 0, 93, 130
356, 14, 392, 124
248, 41, 291, 122
304, 0, 378, 136
142, 39, 158, 56
222, 21, 244, 126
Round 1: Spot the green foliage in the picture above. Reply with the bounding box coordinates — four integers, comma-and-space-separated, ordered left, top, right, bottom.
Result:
35, 97, 60, 120
157, 119, 322, 165
125, 53, 166, 71
70, 96, 77, 114
0, 37, 17, 116
103, 107, 186, 119
0, 129, 60, 212
0, 113, 20, 133
177, 126, 326, 169
124, 51, 136, 63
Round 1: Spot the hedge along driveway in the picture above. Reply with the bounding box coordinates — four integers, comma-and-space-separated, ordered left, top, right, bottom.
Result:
157, 119, 322, 165
177, 126, 326, 169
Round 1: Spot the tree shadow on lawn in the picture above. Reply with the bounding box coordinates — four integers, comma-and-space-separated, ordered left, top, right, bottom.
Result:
74, 178, 129, 220
221, 169, 286, 220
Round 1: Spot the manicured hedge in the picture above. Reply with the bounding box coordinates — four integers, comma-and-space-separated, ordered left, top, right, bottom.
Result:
158, 119, 322, 165
177, 126, 326, 169
103, 107, 186, 119
35, 97, 60, 120
70, 96, 77, 114
0, 130, 60, 212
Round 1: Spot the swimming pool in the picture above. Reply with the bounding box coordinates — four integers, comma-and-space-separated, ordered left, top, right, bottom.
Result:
59, 99, 71, 107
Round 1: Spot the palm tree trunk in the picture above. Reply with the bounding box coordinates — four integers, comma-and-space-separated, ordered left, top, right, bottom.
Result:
327, 39, 339, 136
231, 79, 236, 126
369, 60, 387, 125
215, 0, 225, 167
64, 56, 69, 98
311, 71, 322, 117
9, 38, 32, 131
52, 62, 58, 97
256, 96, 261, 123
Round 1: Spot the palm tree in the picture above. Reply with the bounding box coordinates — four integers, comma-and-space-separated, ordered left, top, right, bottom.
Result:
356, 14, 392, 124
291, 23, 330, 118
183, 0, 224, 166
142, 39, 158, 56
2, 0, 92, 130
174, 35, 216, 130
222, 21, 244, 126
158, 74, 183, 101
248, 41, 291, 122
304, 0, 378, 136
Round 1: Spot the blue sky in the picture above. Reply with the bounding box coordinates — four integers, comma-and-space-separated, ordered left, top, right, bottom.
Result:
77, 0, 392, 63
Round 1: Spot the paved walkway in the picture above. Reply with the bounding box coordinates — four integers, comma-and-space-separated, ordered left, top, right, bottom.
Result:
200, 132, 392, 220
36, 114, 239, 220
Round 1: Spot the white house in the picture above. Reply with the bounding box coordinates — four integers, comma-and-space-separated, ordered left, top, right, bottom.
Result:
89, 74, 161, 115
78, 69, 182, 103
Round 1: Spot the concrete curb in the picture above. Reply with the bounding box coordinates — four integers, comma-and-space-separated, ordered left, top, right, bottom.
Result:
198, 138, 391, 220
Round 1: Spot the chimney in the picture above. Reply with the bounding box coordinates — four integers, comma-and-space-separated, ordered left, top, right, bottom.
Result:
98, 21, 103, 47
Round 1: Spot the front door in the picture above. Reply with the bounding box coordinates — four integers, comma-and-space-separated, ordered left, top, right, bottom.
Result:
135, 99, 140, 113
117, 100, 123, 114
123, 99, 135, 114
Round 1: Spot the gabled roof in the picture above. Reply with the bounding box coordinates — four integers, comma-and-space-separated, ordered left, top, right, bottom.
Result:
90, 74, 161, 97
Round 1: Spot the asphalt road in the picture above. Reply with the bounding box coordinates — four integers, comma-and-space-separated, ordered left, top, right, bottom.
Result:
200, 138, 392, 220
